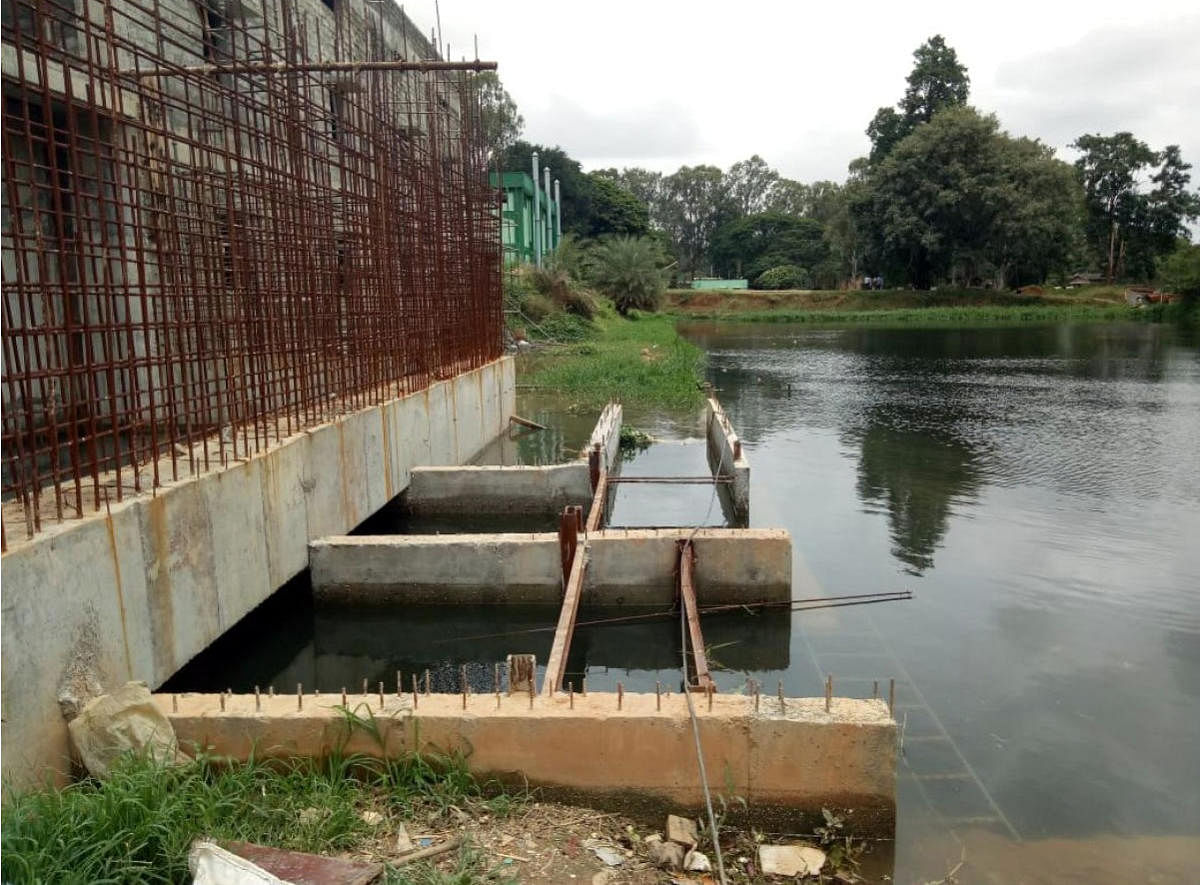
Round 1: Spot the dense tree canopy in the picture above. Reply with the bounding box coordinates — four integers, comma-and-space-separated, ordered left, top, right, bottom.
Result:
867, 35, 970, 164
710, 212, 827, 283
1073, 134, 1200, 282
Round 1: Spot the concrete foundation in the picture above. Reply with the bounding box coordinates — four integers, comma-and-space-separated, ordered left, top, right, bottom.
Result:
401, 403, 622, 516
158, 690, 897, 834
706, 397, 750, 520
309, 528, 791, 606
0, 358, 516, 788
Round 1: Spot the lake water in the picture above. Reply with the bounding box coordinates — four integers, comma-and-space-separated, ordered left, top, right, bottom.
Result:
675, 320, 1200, 881
169, 320, 1200, 882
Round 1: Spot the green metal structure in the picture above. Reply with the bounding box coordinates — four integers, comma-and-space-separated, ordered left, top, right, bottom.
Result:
491, 170, 560, 266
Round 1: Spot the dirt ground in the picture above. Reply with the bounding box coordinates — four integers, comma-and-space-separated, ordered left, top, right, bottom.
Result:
347, 796, 877, 883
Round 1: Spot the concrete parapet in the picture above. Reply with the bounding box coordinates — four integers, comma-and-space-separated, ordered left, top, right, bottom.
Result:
705, 397, 749, 520
403, 463, 591, 515
1, 358, 515, 789
158, 691, 896, 834
401, 402, 622, 516
310, 528, 791, 606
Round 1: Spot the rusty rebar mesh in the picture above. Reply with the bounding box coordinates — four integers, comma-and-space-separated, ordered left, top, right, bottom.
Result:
1, 0, 501, 545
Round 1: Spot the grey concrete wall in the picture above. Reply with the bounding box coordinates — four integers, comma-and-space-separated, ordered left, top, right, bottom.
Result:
706, 397, 750, 519
0, 357, 515, 788
401, 402, 622, 516
403, 463, 592, 514
310, 528, 791, 606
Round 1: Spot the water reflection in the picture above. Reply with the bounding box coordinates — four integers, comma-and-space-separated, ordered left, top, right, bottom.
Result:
852, 416, 981, 575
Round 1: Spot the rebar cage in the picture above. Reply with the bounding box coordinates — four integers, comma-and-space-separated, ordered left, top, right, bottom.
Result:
1, 0, 502, 544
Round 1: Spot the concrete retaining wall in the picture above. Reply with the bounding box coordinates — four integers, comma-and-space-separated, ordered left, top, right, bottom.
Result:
403, 463, 592, 514
401, 402, 622, 516
0, 358, 515, 788
706, 397, 749, 520
310, 528, 791, 605
159, 690, 897, 834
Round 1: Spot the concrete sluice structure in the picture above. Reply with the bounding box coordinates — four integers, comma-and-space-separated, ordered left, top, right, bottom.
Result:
273, 398, 899, 835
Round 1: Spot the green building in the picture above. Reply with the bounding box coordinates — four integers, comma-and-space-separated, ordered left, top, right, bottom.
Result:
491, 152, 561, 266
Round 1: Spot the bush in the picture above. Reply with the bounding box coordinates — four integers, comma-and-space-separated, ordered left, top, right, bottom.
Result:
755, 264, 811, 290
586, 236, 668, 315
525, 265, 596, 319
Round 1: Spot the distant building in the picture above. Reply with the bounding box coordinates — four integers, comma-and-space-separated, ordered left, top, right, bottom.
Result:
691, 278, 749, 290
1068, 272, 1106, 286
492, 156, 561, 266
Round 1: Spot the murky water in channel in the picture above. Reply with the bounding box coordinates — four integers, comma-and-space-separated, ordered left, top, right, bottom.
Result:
169, 321, 1200, 882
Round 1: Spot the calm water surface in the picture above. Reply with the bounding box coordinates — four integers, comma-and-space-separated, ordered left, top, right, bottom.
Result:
171, 321, 1200, 882
677, 320, 1200, 881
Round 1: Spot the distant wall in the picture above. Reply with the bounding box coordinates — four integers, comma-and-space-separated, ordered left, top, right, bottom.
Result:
0, 358, 515, 789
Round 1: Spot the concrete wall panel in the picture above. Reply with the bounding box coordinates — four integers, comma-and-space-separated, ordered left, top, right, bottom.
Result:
1, 358, 516, 788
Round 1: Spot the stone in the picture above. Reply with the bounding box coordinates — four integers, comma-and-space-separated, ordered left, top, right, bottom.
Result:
589, 845, 624, 867
758, 844, 827, 877
666, 814, 699, 848
684, 849, 711, 872
648, 841, 686, 870
66, 681, 185, 778
591, 872, 613, 885
395, 822, 414, 854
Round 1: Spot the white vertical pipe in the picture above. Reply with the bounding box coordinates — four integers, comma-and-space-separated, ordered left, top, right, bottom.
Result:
531, 152, 541, 267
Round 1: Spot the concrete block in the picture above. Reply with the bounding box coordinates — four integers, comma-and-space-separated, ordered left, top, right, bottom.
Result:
706, 398, 749, 520
137, 481, 221, 683
403, 463, 592, 514
158, 691, 896, 835
309, 528, 790, 606
202, 460, 271, 632
302, 423, 348, 540
258, 435, 311, 588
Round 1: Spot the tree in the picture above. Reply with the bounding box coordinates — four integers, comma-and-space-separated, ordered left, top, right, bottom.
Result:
765, 178, 810, 216
586, 235, 669, 315
474, 72, 523, 158
725, 155, 780, 216
867, 35, 970, 164
593, 167, 665, 227
900, 35, 970, 125
1157, 240, 1200, 303
583, 173, 650, 237
1072, 134, 1200, 282
657, 165, 731, 277
859, 106, 1079, 288
709, 212, 827, 282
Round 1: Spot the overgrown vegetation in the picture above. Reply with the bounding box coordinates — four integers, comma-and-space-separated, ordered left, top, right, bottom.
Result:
664, 284, 1165, 326
2, 724, 519, 885
520, 307, 705, 410
586, 235, 669, 315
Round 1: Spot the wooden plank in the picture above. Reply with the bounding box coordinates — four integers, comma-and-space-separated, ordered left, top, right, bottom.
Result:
585, 471, 608, 533
542, 545, 588, 695
678, 540, 715, 691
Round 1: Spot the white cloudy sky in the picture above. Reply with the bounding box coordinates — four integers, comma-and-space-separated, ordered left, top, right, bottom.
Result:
407, 0, 1199, 187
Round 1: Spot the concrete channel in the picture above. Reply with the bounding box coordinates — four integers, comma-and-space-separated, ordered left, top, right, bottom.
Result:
155, 395, 899, 833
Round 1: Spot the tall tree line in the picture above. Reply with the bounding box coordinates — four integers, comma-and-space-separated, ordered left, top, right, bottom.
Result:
477, 40, 1199, 289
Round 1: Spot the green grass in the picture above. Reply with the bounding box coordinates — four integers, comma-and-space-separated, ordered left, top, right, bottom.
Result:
2, 740, 518, 885
672, 303, 1138, 327
519, 306, 706, 411
662, 285, 1158, 327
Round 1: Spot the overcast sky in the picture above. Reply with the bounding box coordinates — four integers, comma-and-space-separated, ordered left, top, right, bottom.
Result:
407, 0, 1199, 192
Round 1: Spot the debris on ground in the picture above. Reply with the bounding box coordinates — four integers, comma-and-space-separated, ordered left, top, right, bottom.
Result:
394, 821, 414, 854
649, 839, 686, 870
192, 840, 384, 884
67, 681, 185, 778
683, 849, 711, 872
758, 843, 827, 876
359, 810, 384, 827
665, 814, 699, 848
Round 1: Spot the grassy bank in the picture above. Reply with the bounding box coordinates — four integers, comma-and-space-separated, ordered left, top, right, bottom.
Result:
517, 306, 706, 411
2, 748, 515, 884
664, 285, 1157, 326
